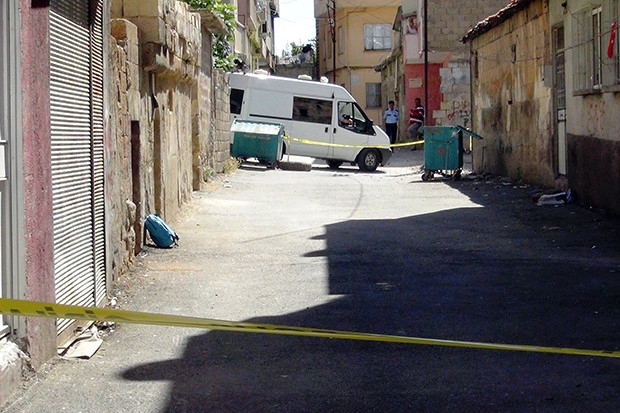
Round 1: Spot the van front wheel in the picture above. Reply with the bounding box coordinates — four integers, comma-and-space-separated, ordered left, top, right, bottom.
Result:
358, 149, 380, 172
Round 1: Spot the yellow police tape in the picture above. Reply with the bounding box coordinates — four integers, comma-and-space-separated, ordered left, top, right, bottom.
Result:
1, 298, 618, 358
284, 135, 424, 149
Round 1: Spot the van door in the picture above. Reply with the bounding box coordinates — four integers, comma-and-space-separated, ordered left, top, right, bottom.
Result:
289, 96, 331, 159
332, 101, 372, 161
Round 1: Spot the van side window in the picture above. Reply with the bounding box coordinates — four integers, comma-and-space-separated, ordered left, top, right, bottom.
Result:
293, 97, 332, 124
230, 88, 244, 115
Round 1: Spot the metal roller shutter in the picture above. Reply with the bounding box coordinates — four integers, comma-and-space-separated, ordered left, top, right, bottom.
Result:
50, 0, 105, 335
91, 0, 106, 306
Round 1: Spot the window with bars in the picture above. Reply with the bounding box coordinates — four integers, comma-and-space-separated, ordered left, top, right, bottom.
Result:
572, 6, 602, 91
606, 0, 620, 87
364, 24, 392, 50
573, 2, 620, 91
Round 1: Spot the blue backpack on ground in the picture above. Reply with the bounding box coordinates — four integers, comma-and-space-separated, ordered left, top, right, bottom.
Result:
144, 214, 179, 248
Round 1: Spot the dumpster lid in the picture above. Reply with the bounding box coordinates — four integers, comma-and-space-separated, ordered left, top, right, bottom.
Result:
230, 119, 284, 135
420, 125, 484, 140
454, 125, 484, 140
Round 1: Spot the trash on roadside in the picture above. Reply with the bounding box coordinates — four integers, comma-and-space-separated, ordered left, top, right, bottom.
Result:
534, 189, 573, 206
58, 326, 102, 359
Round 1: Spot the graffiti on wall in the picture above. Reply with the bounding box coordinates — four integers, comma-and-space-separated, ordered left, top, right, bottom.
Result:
446, 100, 470, 127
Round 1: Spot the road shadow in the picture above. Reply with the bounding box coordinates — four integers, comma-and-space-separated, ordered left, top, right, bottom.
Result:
122, 189, 620, 411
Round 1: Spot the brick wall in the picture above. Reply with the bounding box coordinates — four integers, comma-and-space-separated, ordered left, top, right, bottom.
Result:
428, 1, 509, 128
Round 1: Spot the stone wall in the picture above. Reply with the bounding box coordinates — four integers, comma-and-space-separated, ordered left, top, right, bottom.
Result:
109, 19, 141, 277
211, 70, 231, 173
108, 0, 230, 279
111, 0, 201, 218
194, 10, 231, 180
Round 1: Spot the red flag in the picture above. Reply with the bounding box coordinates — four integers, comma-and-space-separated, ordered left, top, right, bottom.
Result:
608, 22, 617, 59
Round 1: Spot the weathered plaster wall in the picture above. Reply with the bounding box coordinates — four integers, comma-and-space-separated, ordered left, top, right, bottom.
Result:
565, 94, 620, 216
568, 134, 620, 215
470, 1, 554, 186
19, 0, 56, 370
549, 0, 620, 216
0, 0, 56, 404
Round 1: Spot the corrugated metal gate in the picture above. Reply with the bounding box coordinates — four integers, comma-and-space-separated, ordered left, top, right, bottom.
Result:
49, 0, 105, 336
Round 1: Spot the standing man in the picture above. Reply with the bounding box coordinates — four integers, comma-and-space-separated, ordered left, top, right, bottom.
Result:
383, 100, 399, 145
408, 97, 425, 140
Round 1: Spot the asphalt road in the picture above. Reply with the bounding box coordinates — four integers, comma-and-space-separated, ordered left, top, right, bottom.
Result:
2, 148, 619, 412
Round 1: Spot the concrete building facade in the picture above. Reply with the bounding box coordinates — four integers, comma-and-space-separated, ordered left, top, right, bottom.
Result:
376, 0, 508, 142
315, 0, 398, 125
234, 0, 279, 72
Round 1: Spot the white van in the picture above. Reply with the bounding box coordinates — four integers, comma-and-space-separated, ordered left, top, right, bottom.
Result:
229, 72, 392, 172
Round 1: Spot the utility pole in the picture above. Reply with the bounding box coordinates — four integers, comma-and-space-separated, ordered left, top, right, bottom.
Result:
423, 0, 428, 126
327, 0, 336, 83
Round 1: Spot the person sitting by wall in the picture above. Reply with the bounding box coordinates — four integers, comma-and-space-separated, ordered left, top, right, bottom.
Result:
408, 97, 425, 140
407, 98, 424, 151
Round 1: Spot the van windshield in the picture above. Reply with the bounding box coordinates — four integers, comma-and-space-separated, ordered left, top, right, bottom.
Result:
337, 101, 374, 135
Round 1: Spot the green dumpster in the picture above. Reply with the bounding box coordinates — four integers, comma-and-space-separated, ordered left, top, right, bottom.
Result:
230, 120, 284, 166
421, 125, 483, 181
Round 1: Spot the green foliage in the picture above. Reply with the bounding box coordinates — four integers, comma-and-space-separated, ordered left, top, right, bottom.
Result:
184, 0, 237, 70
289, 42, 303, 56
